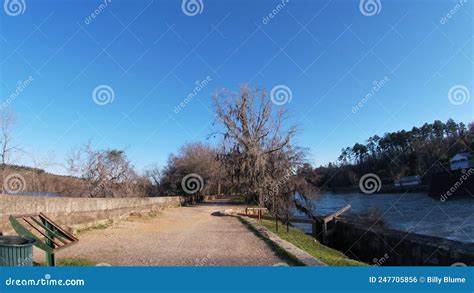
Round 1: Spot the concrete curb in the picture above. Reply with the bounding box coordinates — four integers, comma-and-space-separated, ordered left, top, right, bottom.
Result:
240, 216, 327, 266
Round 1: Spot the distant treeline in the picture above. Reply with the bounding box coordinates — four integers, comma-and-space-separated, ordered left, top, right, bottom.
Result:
308, 119, 474, 189
0, 164, 87, 195
4, 119, 472, 198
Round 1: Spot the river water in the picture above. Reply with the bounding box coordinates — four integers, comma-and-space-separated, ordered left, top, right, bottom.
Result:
5, 192, 60, 197
294, 192, 474, 244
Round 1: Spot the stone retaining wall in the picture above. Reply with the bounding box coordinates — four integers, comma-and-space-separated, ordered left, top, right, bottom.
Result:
326, 220, 474, 266
0, 195, 182, 234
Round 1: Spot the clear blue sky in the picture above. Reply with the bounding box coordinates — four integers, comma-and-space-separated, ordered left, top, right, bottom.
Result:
0, 0, 472, 175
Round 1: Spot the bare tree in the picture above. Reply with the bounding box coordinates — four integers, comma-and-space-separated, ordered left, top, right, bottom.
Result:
144, 164, 162, 196
66, 143, 141, 197
212, 85, 321, 231
26, 151, 60, 192
212, 85, 301, 206
160, 142, 221, 196
0, 109, 22, 193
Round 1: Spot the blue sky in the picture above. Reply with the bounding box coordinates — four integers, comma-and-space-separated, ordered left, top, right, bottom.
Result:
0, 0, 473, 175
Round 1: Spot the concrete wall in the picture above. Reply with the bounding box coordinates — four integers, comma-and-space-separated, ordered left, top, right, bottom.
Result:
0, 195, 182, 234
325, 220, 474, 266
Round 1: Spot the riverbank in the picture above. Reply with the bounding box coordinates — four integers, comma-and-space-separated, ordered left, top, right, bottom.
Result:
220, 207, 366, 266
326, 168, 474, 198
429, 169, 474, 199
256, 218, 365, 266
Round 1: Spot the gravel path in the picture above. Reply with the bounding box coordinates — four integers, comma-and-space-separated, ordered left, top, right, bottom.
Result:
50, 202, 286, 266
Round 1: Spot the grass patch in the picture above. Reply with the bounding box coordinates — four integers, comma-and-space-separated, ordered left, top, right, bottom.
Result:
57, 258, 97, 266
76, 222, 111, 234
229, 197, 245, 203
128, 210, 162, 220
148, 210, 160, 217
260, 219, 367, 266
238, 217, 305, 266
39, 258, 96, 267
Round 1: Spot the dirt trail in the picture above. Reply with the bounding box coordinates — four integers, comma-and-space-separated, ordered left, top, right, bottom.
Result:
47, 202, 285, 266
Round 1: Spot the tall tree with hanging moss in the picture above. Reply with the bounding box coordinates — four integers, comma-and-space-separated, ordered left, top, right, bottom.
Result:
212, 85, 316, 214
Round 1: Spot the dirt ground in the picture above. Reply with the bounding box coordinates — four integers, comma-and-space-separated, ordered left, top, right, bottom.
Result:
36, 201, 286, 266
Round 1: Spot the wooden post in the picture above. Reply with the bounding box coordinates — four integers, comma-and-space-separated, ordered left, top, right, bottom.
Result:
322, 222, 327, 244
320, 204, 351, 244
258, 210, 261, 221
286, 213, 289, 232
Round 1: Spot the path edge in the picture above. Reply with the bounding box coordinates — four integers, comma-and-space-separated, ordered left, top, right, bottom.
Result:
237, 215, 327, 266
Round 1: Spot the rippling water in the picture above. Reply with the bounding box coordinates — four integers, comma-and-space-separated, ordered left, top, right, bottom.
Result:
295, 192, 474, 244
